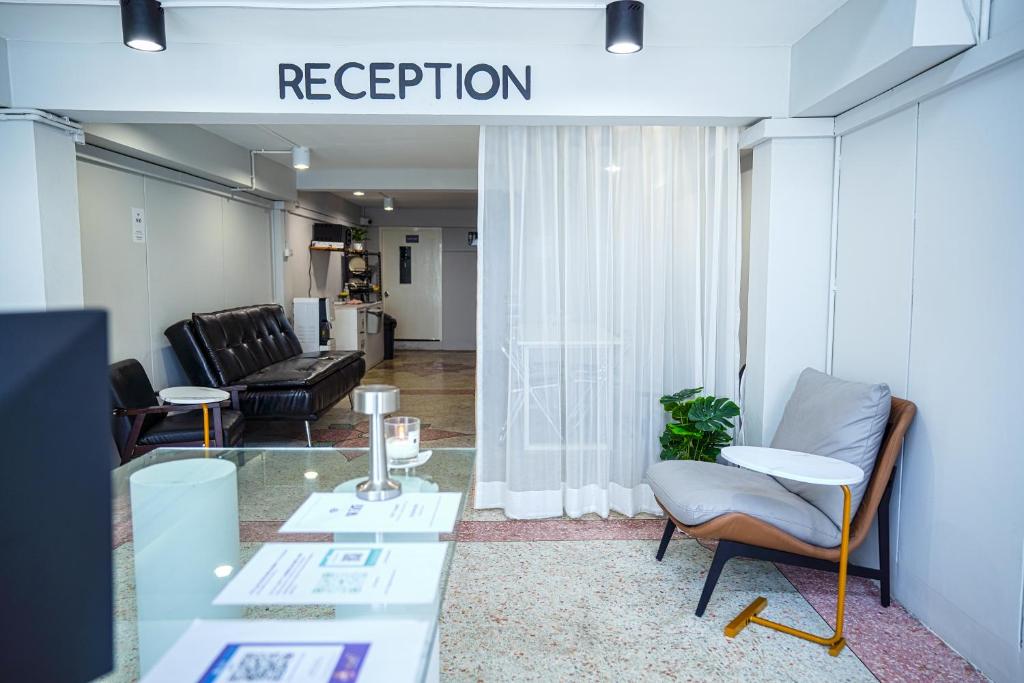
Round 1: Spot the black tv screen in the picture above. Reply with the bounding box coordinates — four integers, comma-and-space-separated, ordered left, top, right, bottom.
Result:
0, 310, 113, 681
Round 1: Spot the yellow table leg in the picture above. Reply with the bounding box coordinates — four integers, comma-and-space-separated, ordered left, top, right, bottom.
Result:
724, 485, 852, 656
202, 402, 210, 448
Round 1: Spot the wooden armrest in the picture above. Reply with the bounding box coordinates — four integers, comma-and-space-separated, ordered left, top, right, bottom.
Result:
114, 405, 178, 417
114, 403, 215, 417
220, 385, 246, 410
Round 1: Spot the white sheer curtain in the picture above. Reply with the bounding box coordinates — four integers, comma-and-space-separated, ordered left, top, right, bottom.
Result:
476, 126, 741, 519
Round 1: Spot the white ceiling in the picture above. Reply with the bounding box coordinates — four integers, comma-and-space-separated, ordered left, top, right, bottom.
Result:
199, 124, 479, 169
0, 1, 849, 47
340, 190, 477, 210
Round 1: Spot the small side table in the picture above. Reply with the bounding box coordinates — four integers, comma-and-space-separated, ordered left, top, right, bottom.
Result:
720, 445, 864, 656
158, 386, 230, 448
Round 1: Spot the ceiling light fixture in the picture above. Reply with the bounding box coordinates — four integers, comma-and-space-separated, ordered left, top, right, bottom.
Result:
292, 146, 311, 170
120, 0, 166, 52
606, 1, 644, 54
605, 163, 621, 173
353, 191, 365, 197
383, 196, 395, 212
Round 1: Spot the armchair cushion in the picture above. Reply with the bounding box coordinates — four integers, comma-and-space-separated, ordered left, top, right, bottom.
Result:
647, 460, 841, 547
137, 409, 245, 447
770, 368, 891, 530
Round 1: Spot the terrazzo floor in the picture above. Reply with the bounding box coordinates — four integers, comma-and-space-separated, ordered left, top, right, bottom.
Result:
115, 351, 985, 682
246, 350, 476, 449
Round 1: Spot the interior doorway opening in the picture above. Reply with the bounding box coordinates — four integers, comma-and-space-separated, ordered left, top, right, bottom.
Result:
76, 122, 480, 451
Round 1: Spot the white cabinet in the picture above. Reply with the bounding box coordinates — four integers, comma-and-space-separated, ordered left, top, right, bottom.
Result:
333, 302, 385, 370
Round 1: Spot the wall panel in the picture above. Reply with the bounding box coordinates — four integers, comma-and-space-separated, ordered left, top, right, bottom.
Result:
832, 105, 918, 570
222, 199, 273, 308
78, 159, 275, 388
899, 56, 1024, 682
78, 163, 150, 369
831, 56, 1024, 682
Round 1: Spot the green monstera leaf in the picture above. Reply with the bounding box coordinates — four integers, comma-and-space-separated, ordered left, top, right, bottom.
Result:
658, 388, 740, 462
659, 387, 702, 412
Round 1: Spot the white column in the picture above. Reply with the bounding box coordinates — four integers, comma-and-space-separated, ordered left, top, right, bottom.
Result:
741, 118, 836, 445
0, 112, 85, 311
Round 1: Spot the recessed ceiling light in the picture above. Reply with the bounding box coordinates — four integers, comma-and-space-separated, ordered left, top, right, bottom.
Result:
605, 164, 621, 173
213, 564, 233, 578
121, 0, 166, 52
606, 1, 644, 55
304, 470, 318, 480
353, 191, 365, 197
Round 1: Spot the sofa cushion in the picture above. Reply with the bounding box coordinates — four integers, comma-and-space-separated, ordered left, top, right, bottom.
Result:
138, 409, 245, 447
239, 356, 366, 421
770, 368, 891, 529
237, 351, 363, 389
191, 305, 304, 385
647, 459, 841, 547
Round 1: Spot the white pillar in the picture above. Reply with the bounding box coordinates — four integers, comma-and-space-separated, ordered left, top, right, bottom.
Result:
0, 111, 85, 311
741, 118, 836, 445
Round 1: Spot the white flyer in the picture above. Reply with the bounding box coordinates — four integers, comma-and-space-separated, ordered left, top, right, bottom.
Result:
141, 618, 430, 683
279, 492, 462, 534
213, 543, 447, 606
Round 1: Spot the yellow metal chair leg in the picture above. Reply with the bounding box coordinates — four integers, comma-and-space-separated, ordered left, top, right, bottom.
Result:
202, 403, 210, 448
724, 596, 767, 637
724, 485, 852, 656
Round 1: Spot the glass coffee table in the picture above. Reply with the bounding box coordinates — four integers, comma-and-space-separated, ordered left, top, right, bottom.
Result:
107, 447, 473, 683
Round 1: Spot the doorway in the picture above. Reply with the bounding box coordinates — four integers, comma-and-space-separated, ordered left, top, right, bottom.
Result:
381, 227, 443, 342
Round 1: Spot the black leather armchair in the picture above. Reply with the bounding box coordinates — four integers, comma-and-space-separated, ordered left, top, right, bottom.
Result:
109, 359, 245, 463
165, 304, 365, 444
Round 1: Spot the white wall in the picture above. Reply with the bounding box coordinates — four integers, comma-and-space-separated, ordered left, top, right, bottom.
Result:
990, 0, 1024, 38
0, 119, 84, 311
830, 55, 1024, 683
739, 156, 752, 366
0, 38, 11, 107
78, 157, 274, 388
281, 192, 362, 320
744, 135, 836, 446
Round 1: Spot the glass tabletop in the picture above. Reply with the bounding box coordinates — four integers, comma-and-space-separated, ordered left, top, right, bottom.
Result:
106, 447, 473, 683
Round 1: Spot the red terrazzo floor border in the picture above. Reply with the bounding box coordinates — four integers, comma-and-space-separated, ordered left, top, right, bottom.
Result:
456, 518, 669, 542
777, 564, 987, 682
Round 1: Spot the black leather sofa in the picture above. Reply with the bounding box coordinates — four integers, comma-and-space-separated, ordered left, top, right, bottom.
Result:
165, 304, 364, 443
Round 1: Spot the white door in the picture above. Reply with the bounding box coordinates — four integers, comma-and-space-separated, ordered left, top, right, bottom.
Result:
381, 227, 443, 341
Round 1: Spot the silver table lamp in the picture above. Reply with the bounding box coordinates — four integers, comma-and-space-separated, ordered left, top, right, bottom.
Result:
351, 384, 402, 501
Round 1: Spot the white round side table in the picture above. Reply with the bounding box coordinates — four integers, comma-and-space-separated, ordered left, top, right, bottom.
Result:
158, 386, 230, 448
720, 445, 864, 656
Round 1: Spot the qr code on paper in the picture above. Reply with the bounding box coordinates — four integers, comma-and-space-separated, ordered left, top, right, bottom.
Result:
313, 571, 368, 594
229, 652, 293, 681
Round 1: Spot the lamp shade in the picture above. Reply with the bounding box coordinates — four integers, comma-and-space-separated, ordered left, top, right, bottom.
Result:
606, 1, 644, 54
292, 146, 311, 170
120, 0, 166, 52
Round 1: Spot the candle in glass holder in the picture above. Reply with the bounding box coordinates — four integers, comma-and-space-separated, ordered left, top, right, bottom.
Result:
385, 416, 420, 463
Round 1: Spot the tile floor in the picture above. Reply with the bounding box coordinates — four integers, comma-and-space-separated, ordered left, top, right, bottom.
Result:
247, 350, 476, 449
250, 351, 986, 682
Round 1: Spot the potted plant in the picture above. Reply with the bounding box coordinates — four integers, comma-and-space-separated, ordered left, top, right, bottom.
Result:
349, 227, 368, 251
658, 387, 740, 462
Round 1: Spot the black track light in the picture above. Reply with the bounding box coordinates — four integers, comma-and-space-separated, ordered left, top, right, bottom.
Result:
120, 0, 166, 52
606, 1, 644, 54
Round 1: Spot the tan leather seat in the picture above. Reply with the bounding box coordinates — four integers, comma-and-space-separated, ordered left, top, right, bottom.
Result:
653, 397, 916, 615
